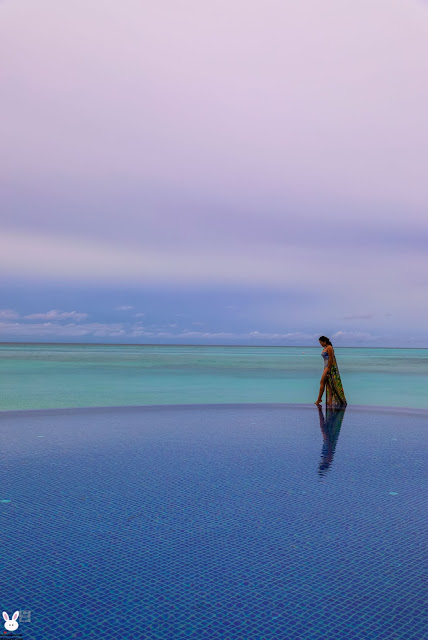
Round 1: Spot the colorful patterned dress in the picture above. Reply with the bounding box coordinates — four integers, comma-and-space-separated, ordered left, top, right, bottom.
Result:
322, 349, 347, 407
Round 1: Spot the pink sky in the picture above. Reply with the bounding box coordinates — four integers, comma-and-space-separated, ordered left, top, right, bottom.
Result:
1, 0, 428, 344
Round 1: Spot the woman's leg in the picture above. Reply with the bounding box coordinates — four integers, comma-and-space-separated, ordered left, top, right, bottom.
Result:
315, 370, 329, 404
315, 377, 326, 404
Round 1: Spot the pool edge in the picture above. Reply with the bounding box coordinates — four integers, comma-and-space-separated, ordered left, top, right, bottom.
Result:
1, 402, 428, 418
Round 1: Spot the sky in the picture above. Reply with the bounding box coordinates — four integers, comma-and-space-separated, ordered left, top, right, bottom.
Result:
1, 0, 428, 346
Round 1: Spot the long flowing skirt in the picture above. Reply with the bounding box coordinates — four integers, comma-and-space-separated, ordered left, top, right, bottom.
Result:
325, 364, 347, 407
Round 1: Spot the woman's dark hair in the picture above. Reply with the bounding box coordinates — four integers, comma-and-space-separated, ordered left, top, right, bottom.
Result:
319, 336, 332, 346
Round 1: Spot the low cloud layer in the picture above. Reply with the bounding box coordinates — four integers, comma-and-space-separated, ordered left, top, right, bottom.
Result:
24, 309, 88, 321
0, 319, 384, 345
0, 302, 421, 346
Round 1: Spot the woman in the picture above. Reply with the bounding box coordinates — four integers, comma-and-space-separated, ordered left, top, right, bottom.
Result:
315, 336, 347, 407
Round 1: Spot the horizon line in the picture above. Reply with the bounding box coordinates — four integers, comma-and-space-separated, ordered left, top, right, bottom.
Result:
0, 341, 427, 349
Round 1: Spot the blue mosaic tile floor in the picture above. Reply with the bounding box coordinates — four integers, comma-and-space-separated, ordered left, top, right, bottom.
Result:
0, 404, 427, 640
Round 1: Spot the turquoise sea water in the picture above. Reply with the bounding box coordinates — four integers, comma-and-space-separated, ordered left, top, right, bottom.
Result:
1, 343, 428, 411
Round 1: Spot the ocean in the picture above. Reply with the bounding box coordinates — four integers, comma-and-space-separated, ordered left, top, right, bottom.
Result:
1, 343, 427, 411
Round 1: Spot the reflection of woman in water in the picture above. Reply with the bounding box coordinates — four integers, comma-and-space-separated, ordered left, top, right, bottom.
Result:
317, 405, 346, 477
315, 336, 347, 407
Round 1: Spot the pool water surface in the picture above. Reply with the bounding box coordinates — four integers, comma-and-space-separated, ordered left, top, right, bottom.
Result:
0, 404, 426, 639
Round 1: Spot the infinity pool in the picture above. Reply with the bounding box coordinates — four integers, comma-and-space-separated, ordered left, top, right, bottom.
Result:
1, 404, 427, 639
